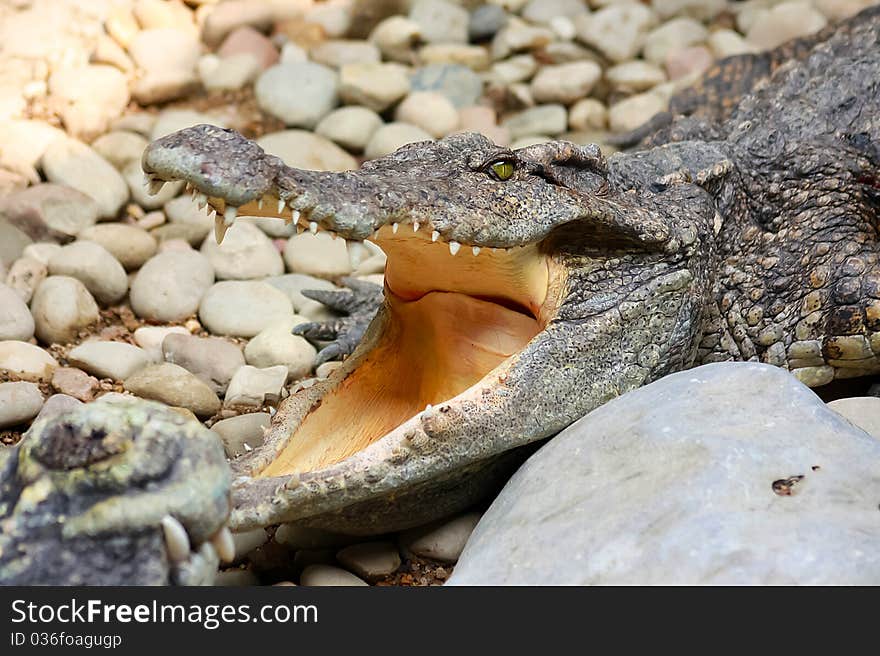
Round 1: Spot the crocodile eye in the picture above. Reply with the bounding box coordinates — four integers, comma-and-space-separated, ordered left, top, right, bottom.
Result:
489, 160, 515, 181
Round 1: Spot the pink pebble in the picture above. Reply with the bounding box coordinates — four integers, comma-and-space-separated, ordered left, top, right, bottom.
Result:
665, 45, 713, 81
218, 26, 279, 70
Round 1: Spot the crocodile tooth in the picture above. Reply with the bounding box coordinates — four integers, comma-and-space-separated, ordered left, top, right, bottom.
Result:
211, 527, 235, 564
291, 209, 300, 222
224, 206, 237, 225
296, 224, 304, 234
431, 230, 440, 242
309, 221, 318, 234
472, 246, 481, 255
185, 182, 194, 194
277, 198, 285, 213
449, 241, 460, 256
145, 176, 166, 196
392, 222, 399, 234
214, 214, 230, 243
413, 221, 420, 232
161, 516, 191, 563
347, 240, 369, 269
329, 230, 338, 240
196, 193, 207, 209
258, 197, 264, 210
425, 404, 433, 411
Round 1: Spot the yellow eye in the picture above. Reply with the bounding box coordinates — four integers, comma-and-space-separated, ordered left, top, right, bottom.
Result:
491, 160, 514, 180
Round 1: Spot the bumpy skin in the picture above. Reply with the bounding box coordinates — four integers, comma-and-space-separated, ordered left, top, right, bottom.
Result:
0, 400, 231, 585
141, 8, 880, 535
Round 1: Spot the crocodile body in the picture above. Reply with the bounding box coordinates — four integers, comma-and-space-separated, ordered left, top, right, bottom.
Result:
2, 7, 878, 584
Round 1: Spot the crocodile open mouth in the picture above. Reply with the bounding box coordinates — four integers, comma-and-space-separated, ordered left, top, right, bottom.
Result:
157, 182, 564, 478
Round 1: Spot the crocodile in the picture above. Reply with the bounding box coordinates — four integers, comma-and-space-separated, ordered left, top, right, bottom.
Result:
0, 400, 233, 585
140, 6, 880, 538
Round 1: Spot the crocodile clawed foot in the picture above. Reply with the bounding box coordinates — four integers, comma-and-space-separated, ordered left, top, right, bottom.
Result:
294, 277, 384, 366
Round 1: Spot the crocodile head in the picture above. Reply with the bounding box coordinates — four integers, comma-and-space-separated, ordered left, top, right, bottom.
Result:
0, 399, 232, 584
143, 125, 717, 534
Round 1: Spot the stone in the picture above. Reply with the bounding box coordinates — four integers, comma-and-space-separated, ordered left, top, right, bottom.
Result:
41, 137, 129, 220
48, 241, 128, 305
134, 0, 195, 31
0, 341, 58, 380
336, 542, 401, 582
112, 113, 156, 137
231, 527, 269, 562
202, 0, 274, 47
304, 1, 352, 37
530, 61, 602, 105
605, 60, 666, 93
256, 130, 357, 172
199, 221, 284, 280
316, 361, 342, 378
369, 16, 421, 63
162, 333, 245, 395
708, 29, 758, 59
315, 106, 384, 153
151, 224, 210, 247
210, 412, 271, 458
91, 132, 150, 170
568, 98, 608, 131
642, 17, 708, 65
264, 274, 339, 313
409, 0, 468, 44
457, 106, 510, 145
490, 21, 554, 60
310, 40, 381, 69
401, 513, 480, 564
48, 65, 130, 139
488, 54, 537, 84
653, 0, 726, 21
394, 92, 459, 138
299, 565, 368, 587
34, 393, 83, 423
522, 0, 587, 25
418, 44, 490, 71
244, 317, 316, 381
5, 256, 46, 304
0, 283, 34, 341
364, 122, 434, 160
133, 325, 190, 362
124, 363, 221, 417
339, 62, 410, 113
224, 364, 288, 407
746, 2, 828, 50
78, 224, 158, 271
410, 64, 483, 109
574, 3, 657, 63
283, 231, 353, 279
0, 221, 32, 270
502, 105, 567, 139
827, 397, 880, 440
164, 195, 213, 241
130, 250, 214, 322
124, 160, 184, 210
468, 4, 508, 42
609, 90, 667, 133
31, 276, 100, 345
814, 0, 877, 20
51, 367, 99, 402
21, 244, 60, 266
199, 281, 293, 338
238, 217, 294, 239
0, 382, 43, 429
217, 25, 279, 70
67, 341, 150, 381
150, 110, 226, 142
0, 183, 99, 242
129, 28, 201, 104
449, 363, 880, 585
198, 54, 261, 91
666, 45, 713, 81
255, 62, 339, 129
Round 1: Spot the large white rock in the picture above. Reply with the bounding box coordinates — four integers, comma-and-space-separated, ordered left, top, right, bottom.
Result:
130, 250, 215, 322
199, 221, 284, 280
199, 281, 293, 338
30, 276, 100, 345
255, 62, 338, 129
0, 283, 34, 341
449, 363, 880, 585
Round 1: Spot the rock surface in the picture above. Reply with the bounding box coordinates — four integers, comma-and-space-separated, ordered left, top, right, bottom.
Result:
449, 363, 880, 585
130, 250, 215, 321
123, 363, 221, 418
30, 276, 100, 345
